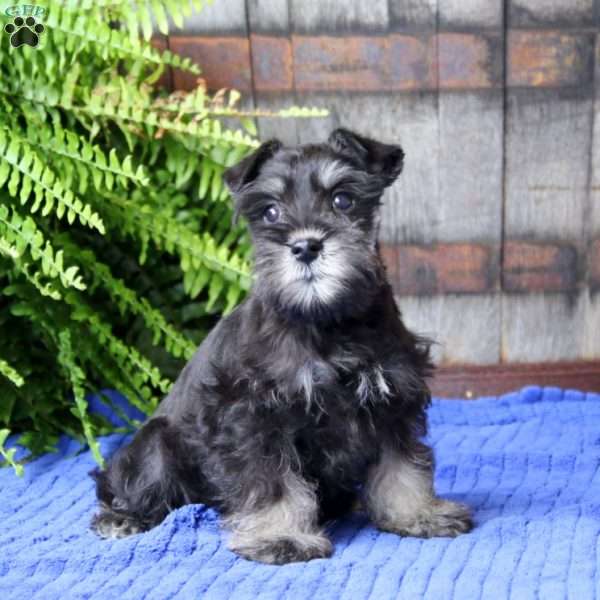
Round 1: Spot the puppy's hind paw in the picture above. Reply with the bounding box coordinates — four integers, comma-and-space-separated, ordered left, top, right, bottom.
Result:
231, 534, 333, 565
91, 509, 143, 540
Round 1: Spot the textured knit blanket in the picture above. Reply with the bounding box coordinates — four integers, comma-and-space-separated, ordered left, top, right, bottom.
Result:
1, 386, 599, 599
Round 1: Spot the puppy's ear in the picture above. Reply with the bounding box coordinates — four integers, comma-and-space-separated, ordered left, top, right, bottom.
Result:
223, 139, 282, 195
328, 128, 404, 187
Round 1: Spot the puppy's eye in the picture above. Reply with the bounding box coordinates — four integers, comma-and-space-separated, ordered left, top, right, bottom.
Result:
263, 204, 280, 224
332, 193, 353, 212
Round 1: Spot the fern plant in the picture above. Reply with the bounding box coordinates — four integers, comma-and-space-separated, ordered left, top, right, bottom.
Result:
0, 1, 325, 472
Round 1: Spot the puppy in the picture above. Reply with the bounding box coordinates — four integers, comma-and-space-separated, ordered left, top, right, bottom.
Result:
91, 129, 472, 564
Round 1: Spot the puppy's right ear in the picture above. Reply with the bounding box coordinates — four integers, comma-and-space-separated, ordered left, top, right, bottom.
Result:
328, 128, 404, 187
223, 139, 282, 195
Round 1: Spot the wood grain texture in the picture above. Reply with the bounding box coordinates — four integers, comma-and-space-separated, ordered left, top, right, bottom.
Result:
289, 0, 389, 33
502, 293, 586, 362
582, 33, 600, 360
509, 0, 595, 27
438, 0, 503, 28
502, 86, 594, 363
390, 0, 502, 30
399, 294, 501, 365
582, 293, 600, 359
253, 95, 301, 146
247, 0, 289, 32
177, 0, 248, 33
436, 91, 504, 243
431, 360, 600, 398
389, 0, 437, 29
590, 34, 600, 234
504, 88, 593, 241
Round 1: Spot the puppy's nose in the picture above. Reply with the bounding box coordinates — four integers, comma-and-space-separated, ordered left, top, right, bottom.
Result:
291, 238, 322, 264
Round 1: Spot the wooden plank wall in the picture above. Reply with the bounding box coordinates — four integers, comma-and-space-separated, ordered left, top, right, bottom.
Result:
163, 0, 600, 369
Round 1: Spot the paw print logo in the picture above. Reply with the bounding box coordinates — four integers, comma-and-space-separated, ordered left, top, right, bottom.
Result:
4, 16, 45, 48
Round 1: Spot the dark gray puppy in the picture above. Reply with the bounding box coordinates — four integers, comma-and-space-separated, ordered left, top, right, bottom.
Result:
91, 129, 472, 564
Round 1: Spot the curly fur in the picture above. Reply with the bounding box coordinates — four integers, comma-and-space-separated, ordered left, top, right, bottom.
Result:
91, 128, 472, 563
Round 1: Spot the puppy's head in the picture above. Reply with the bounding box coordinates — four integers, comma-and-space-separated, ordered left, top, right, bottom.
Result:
224, 129, 404, 321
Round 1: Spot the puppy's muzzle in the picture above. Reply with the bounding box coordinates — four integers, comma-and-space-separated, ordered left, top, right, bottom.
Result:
291, 238, 322, 265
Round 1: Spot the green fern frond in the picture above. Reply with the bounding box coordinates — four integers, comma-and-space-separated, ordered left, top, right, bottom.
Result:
0, 359, 24, 388
0, 130, 106, 233
0, 430, 23, 476
64, 291, 171, 395
0, 206, 86, 291
27, 123, 150, 191
57, 235, 196, 359
45, 6, 200, 74
57, 330, 103, 465
0, 0, 326, 472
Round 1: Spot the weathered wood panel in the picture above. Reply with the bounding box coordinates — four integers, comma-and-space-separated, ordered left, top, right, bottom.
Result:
509, 0, 595, 27
503, 88, 593, 241
502, 84, 594, 362
502, 294, 586, 361
245, 2, 299, 146
438, 0, 503, 28
432, 360, 600, 398
177, 0, 248, 33
288, 0, 389, 33
165, 0, 600, 367
582, 32, 600, 359
247, 0, 289, 33
400, 295, 501, 365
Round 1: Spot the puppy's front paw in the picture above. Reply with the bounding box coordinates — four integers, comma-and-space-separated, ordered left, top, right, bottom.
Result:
419, 499, 473, 537
232, 534, 333, 565
378, 499, 473, 538
91, 509, 143, 539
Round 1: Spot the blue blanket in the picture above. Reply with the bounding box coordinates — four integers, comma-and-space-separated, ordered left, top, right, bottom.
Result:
1, 386, 599, 599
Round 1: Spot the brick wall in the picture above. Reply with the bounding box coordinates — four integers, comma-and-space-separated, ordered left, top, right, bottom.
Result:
159, 0, 600, 368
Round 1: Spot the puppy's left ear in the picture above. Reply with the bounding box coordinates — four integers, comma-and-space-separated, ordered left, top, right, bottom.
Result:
328, 128, 404, 187
224, 139, 282, 223
223, 139, 282, 195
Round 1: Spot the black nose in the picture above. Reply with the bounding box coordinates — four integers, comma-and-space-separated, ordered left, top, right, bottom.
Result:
291, 238, 323, 264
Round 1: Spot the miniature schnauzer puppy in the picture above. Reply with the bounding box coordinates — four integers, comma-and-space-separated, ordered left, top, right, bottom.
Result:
91, 128, 472, 564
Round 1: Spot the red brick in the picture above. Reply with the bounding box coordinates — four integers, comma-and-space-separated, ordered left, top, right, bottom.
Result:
436, 33, 500, 89
169, 36, 252, 92
508, 30, 594, 88
503, 241, 578, 292
251, 35, 293, 92
589, 239, 600, 289
381, 243, 496, 296
388, 34, 434, 90
293, 35, 389, 92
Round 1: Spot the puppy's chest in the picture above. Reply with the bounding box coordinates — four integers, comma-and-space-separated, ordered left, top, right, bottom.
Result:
273, 354, 393, 406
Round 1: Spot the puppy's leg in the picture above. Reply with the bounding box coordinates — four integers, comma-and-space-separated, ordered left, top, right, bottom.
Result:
365, 443, 472, 538
91, 417, 199, 539
225, 471, 332, 565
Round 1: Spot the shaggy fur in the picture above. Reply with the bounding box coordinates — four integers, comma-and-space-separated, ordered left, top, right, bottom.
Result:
91, 128, 472, 564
